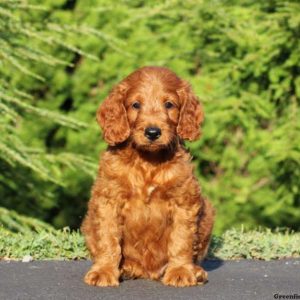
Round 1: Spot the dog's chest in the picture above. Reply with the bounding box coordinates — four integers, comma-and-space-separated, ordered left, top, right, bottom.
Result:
121, 183, 172, 230
124, 163, 175, 197
120, 168, 173, 237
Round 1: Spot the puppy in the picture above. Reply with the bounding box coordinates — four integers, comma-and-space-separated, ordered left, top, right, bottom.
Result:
81, 66, 214, 287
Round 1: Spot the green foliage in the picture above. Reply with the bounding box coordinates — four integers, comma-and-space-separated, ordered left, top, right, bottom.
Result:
0, 207, 54, 233
0, 0, 99, 227
0, 227, 87, 260
0, 0, 92, 181
1, 227, 299, 260
0, 0, 299, 233
210, 227, 300, 260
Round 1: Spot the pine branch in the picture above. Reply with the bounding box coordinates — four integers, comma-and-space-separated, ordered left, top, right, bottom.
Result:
0, 90, 87, 129
0, 207, 54, 233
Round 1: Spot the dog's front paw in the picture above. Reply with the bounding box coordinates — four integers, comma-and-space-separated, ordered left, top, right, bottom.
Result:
84, 266, 119, 287
162, 265, 197, 287
193, 265, 208, 285
121, 259, 146, 279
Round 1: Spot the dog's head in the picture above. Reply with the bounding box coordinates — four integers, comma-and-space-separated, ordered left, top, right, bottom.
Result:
97, 66, 204, 151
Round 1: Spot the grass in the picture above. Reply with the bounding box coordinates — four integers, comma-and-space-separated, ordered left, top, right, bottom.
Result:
0, 227, 299, 261
209, 227, 300, 260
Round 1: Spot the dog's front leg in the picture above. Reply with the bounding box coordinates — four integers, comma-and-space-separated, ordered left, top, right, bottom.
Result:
162, 203, 207, 287
83, 200, 121, 287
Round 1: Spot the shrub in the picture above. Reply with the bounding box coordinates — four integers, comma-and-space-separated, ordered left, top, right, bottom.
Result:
1, 0, 299, 234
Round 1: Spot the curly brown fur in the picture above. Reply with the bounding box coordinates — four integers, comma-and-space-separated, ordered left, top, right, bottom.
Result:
81, 66, 215, 287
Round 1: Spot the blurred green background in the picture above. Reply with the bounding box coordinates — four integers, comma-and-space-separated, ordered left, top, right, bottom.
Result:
0, 0, 299, 235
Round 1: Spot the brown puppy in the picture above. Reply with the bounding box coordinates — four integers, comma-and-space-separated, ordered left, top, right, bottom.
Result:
81, 66, 215, 287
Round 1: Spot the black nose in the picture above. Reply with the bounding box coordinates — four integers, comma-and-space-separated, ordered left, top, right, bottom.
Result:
144, 127, 161, 141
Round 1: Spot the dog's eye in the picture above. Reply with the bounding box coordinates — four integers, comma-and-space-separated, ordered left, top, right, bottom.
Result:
164, 101, 174, 109
132, 102, 141, 109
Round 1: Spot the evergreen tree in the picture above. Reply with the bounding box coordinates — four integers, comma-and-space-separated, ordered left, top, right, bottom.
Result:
1, 0, 299, 233
0, 0, 98, 231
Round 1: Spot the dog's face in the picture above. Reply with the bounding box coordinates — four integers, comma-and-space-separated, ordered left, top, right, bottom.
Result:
98, 66, 204, 151
124, 76, 181, 151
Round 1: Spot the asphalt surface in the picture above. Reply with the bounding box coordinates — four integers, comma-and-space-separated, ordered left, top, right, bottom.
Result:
0, 259, 299, 300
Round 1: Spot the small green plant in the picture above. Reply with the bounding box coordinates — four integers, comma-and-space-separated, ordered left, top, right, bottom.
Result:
210, 227, 300, 260
0, 226, 87, 260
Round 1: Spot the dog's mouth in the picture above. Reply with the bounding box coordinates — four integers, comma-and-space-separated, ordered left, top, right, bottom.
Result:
132, 139, 179, 163
132, 136, 178, 153
133, 141, 168, 152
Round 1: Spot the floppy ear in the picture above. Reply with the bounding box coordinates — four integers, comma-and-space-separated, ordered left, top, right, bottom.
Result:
176, 80, 204, 141
97, 82, 130, 146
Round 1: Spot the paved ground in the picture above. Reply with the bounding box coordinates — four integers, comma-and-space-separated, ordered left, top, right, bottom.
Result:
0, 259, 299, 300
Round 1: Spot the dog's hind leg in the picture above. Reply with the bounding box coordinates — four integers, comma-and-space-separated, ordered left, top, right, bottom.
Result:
196, 198, 215, 261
